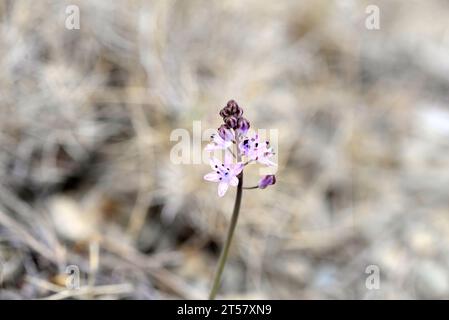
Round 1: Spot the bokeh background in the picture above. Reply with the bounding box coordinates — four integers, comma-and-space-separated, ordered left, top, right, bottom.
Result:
1, 0, 449, 299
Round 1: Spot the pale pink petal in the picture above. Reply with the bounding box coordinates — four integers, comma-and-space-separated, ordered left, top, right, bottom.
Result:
222, 140, 233, 149
224, 150, 234, 165
205, 143, 218, 152
233, 163, 244, 175
209, 157, 222, 169
218, 182, 229, 197
258, 157, 277, 166
229, 176, 239, 187
228, 129, 236, 141
213, 134, 225, 145
204, 172, 220, 182
213, 135, 231, 149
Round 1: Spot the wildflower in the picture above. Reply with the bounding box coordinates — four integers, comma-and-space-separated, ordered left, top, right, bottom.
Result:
219, 107, 232, 118
224, 115, 238, 129
239, 134, 276, 166
205, 126, 234, 151
204, 99, 278, 300
236, 117, 250, 136
218, 124, 234, 141
220, 99, 243, 119
203, 155, 244, 197
228, 100, 243, 117
258, 175, 276, 189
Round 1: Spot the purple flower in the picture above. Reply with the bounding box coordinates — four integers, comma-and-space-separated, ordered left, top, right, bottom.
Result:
219, 107, 232, 118
258, 175, 276, 189
218, 124, 234, 141
229, 102, 243, 117
205, 130, 233, 151
224, 115, 238, 129
204, 154, 244, 197
204, 99, 277, 197
239, 134, 276, 166
219, 100, 243, 119
236, 117, 250, 136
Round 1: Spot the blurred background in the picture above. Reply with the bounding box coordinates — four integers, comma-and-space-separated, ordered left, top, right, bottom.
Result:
0, 0, 449, 299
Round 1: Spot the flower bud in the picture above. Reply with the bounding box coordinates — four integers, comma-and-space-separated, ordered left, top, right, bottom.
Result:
226, 99, 238, 109
236, 117, 250, 136
219, 107, 232, 118
218, 124, 234, 141
226, 99, 243, 117
224, 115, 238, 129
258, 175, 276, 189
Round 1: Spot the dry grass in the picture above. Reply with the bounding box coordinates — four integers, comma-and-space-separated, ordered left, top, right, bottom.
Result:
0, 0, 449, 299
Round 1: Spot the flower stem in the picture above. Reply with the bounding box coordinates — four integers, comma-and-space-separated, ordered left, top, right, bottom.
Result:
208, 173, 243, 300
243, 186, 258, 190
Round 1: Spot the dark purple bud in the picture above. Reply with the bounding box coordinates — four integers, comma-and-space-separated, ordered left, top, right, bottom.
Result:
226, 99, 239, 109
226, 99, 243, 117
219, 107, 232, 118
218, 124, 234, 141
234, 106, 244, 117
224, 115, 238, 129
236, 117, 250, 135
258, 175, 276, 189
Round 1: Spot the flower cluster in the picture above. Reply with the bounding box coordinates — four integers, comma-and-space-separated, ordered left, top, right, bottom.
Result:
204, 100, 277, 196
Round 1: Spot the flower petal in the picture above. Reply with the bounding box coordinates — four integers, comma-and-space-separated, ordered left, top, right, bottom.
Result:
258, 157, 277, 167
205, 143, 219, 152
238, 140, 249, 155
224, 150, 234, 165
223, 140, 233, 149
230, 176, 239, 187
209, 157, 222, 170
233, 163, 244, 175
213, 134, 225, 145
218, 182, 229, 197
204, 172, 220, 182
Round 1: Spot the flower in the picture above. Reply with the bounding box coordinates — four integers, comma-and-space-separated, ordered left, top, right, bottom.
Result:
205, 99, 277, 197
228, 100, 243, 117
236, 117, 250, 136
206, 129, 234, 152
219, 107, 232, 118
218, 124, 234, 141
204, 154, 244, 197
224, 115, 238, 129
220, 100, 243, 119
258, 175, 276, 189
239, 134, 276, 166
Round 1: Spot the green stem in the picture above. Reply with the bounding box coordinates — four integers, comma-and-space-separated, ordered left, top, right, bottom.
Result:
208, 174, 243, 300
243, 186, 258, 190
